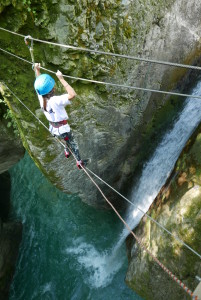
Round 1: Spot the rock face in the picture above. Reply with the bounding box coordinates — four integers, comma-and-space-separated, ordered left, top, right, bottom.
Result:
0, 123, 24, 174
0, 172, 23, 300
0, 38, 24, 300
125, 124, 201, 300
0, 1, 200, 208
0, 86, 24, 174
0, 1, 200, 299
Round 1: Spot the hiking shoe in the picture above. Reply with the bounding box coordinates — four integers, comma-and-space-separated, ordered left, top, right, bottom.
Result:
64, 148, 70, 159
76, 160, 84, 169
76, 159, 90, 169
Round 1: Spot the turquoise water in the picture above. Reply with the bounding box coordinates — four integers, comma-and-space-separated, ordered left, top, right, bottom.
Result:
9, 153, 142, 300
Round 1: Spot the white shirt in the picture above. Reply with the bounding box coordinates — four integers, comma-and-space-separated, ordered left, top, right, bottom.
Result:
38, 93, 71, 135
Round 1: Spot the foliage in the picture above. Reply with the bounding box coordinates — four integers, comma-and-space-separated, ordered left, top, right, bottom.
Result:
0, 98, 19, 136
22, 0, 38, 22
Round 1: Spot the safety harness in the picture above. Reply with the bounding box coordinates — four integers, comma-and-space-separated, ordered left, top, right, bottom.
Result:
49, 120, 68, 128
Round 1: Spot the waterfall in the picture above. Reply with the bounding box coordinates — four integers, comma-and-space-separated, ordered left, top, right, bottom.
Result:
117, 80, 201, 247
10, 81, 201, 296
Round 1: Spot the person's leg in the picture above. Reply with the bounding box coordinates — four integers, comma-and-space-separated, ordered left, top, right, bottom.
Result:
61, 131, 81, 162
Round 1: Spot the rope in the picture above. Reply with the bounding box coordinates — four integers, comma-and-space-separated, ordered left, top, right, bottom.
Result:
3, 70, 201, 260
82, 170, 199, 300
24, 35, 36, 77
1, 83, 65, 150
1, 82, 199, 299
85, 167, 201, 260
3, 82, 201, 262
1, 43, 201, 259
0, 26, 201, 70
0, 44, 201, 258
1, 47, 201, 100
0, 47, 32, 64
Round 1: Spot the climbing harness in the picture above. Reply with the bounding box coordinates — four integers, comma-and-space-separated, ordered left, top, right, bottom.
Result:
1, 82, 199, 300
0, 27, 200, 256
1, 45, 200, 258
0, 26, 200, 298
49, 120, 68, 128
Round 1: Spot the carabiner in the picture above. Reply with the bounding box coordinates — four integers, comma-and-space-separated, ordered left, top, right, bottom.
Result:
24, 35, 33, 49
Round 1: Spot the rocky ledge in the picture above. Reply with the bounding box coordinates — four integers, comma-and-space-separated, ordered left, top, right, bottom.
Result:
125, 123, 201, 300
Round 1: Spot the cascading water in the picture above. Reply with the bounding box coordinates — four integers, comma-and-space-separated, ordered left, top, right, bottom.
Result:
9, 155, 140, 299
8, 81, 201, 299
117, 80, 201, 247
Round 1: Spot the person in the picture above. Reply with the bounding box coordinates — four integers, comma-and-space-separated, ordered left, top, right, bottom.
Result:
33, 63, 84, 169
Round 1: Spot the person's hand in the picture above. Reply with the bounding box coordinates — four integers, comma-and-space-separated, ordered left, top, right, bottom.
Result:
56, 70, 63, 80
34, 63, 41, 77
34, 63, 40, 71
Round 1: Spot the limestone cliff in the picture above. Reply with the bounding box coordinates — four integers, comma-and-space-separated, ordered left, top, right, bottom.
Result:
0, 85, 24, 299
0, 0, 200, 208
0, 85, 24, 174
125, 123, 201, 300
0, 172, 22, 300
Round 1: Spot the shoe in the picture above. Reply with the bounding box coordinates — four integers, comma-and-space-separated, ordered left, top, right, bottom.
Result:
76, 160, 84, 169
64, 148, 70, 159
76, 159, 90, 169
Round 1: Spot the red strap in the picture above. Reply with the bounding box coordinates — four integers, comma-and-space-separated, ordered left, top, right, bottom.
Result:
50, 120, 68, 128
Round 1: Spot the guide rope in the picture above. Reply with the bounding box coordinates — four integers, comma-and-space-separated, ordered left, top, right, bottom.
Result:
24, 35, 36, 77
0, 24, 200, 299
0, 83, 198, 299
0, 44, 201, 259
1, 46, 201, 100
0, 26, 201, 70
0, 28, 201, 260
81, 163, 198, 300
85, 166, 201, 259
2, 70, 201, 260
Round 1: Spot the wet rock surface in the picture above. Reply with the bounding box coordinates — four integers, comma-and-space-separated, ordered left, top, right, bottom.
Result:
0, 172, 22, 300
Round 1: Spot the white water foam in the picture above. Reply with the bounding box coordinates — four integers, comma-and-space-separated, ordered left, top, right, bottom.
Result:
117, 81, 201, 247
66, 239, 123, 288
66, 81, 201, 288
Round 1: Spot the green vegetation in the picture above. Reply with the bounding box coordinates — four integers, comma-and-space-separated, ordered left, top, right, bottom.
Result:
0, 97, 19, 136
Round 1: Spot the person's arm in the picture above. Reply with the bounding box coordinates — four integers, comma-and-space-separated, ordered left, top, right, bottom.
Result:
34, 63, 41, 77
56, 70, 77, 100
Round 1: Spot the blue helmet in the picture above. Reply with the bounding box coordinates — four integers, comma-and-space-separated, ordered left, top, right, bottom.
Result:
34, 74, 55, 95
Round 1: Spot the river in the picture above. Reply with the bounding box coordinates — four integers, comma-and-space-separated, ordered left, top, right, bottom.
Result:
9, 78, 201, 299
9, 152, 141, 300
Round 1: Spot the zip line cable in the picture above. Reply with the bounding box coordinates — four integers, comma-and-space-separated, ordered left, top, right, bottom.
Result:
1, 46, 201, 100
0, 82, 67, 155
1, 25, 200, 299
0, 26, 201, 71
0, 83, 199, 299
85, 166, 201, 259
0, 44, 201, 259
80, 162, 198, 300
0, 32, 201, 259
1, 81, 201, 262
1, 28, 201, 259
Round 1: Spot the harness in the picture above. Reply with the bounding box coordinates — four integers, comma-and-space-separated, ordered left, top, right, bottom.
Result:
49, 120, 68, 128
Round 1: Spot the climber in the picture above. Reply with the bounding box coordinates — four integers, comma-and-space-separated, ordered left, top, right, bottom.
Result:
33, 63, 84, 169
